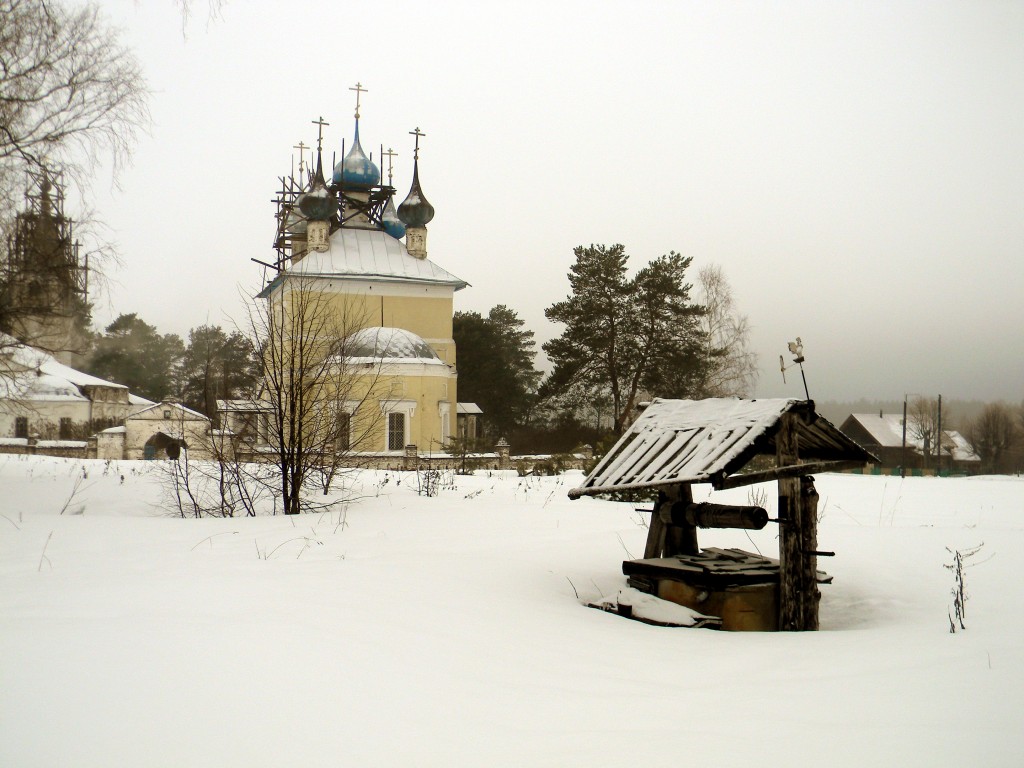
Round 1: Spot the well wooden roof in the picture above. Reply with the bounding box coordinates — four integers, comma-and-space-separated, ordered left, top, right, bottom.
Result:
569, 398, 876, 499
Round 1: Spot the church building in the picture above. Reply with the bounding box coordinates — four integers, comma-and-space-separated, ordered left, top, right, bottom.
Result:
248, 85, 469, 456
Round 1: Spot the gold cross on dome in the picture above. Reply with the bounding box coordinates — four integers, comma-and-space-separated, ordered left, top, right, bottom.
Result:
311, 117, 329, 151
382, 148, 398, 184
410, 127, 425, 160
349, 82, 367, 119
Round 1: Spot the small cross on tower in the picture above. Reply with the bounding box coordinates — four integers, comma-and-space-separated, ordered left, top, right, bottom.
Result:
410, 127, 425, 160
292, 140, 309, 177
349, 82, 367, 119
311, 116, 330, 152
382, 148, 398, 185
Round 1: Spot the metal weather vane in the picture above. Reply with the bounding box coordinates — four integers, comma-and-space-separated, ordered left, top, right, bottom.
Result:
780, 337, 811, 401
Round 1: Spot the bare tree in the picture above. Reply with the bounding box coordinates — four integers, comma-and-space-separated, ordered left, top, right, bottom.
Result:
1, 0, 148, 372
0, 0, 149, 215
907, 396, 940, 468
245, 278, 385, 514
965, 402, 1018, 474
161, 280, 388, 517
695, 264, 758, 397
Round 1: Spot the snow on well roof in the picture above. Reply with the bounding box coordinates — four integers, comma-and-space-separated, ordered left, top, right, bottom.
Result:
569, 398, 877, 498
264, 227, 468, 294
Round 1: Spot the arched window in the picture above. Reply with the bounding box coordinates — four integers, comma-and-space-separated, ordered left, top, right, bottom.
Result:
380, 400, 417, 452
387, 412, 405, 451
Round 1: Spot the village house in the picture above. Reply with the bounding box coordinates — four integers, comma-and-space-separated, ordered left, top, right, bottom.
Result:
839, 412, 980, 474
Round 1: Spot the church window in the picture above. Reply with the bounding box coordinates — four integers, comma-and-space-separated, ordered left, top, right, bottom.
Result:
439, 403, 451, 445
387, 412, 405, 451
15, 417, 28, 438
336, 412, 351, 452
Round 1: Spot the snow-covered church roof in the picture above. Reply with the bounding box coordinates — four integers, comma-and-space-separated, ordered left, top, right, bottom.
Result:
262, 227, 467, 296
343, 327, 447, 365
1, 338, 154, 406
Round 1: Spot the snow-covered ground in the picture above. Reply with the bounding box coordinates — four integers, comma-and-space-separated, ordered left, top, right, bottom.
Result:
1, 455, 1022, 767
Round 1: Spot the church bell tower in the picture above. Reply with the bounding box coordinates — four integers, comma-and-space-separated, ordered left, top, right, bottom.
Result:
1, 170, 91, 365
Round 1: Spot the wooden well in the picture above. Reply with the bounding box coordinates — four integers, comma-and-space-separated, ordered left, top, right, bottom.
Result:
569, 398, 876, 632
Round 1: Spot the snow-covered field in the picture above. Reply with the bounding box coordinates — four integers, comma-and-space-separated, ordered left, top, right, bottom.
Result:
2, 455, 1022, 767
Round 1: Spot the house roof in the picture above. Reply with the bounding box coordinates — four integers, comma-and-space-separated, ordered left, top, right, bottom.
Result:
1, 339, 154, 405
842, 413, 907, 448
842, 413, 980, 462
131, 401, 210, 422
569, 398, 876, 498
259, 227, 468, 297
457, 402, 483, 415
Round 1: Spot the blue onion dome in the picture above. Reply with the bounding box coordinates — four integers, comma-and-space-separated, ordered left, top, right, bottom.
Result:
332, 122, 379, 189
298, 157, 336, 221
381, 197, 406, 239
397, 160, 434, 228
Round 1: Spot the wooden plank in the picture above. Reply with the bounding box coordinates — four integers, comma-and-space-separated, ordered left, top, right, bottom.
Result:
643, 490, 669, 559
712, 459, 868, 491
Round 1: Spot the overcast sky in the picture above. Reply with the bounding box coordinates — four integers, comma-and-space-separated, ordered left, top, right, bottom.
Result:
87, 0, 1023, 404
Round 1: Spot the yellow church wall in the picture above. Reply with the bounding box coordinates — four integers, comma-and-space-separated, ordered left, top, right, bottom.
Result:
307, 281, 457, 366
339, 366, 457, 452
266, 274, 461, 453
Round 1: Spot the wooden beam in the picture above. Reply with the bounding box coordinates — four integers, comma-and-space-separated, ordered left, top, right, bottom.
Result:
643, 490, 669, 559
662, 484, 699, 557
800, 475, 821, 630
661, 502, 768, 530
712, 459, 868, 491
776, 412, 803, 631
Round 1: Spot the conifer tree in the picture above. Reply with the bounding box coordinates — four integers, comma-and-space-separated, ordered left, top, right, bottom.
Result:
85, 313, 184, 402
543, 244, 704, 435
177, 325, 260, 419
453, 305, 539, 440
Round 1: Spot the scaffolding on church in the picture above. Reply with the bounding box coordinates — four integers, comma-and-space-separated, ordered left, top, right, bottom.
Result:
267, 139, 399, 277
3, 169, 89, 314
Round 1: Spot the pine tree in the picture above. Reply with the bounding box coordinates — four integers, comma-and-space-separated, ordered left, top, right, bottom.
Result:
543, 244, 704, 435
177, 325, 260, 420
453, 305, 539, 440
85, 313, 184, 401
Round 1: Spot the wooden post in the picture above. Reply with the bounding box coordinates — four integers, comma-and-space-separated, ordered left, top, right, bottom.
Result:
644, 489, 669, 558
643, 484, 699, 559
776, 412, 803, 630
800, 475, 821, 630
663, 483, 699, 557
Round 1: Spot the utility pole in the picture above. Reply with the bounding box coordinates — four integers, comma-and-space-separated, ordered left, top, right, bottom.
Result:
901, 397, 907, 478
